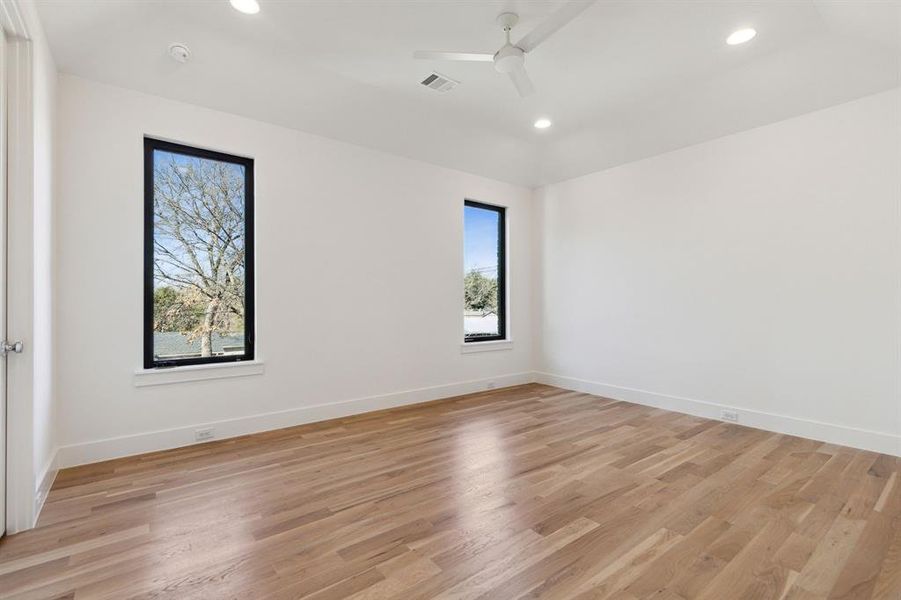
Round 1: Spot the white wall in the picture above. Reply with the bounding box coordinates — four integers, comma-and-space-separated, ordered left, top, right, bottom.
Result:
55, 75, 533, 466
51, 75, 901, 470
535, 88, 901, 456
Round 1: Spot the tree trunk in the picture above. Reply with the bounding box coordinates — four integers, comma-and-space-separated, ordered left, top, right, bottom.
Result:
200, 298, 220, 357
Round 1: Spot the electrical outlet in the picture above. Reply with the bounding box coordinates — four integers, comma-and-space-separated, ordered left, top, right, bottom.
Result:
194, 427, 215, 441
721, 410, 739, 423
486, 381, 496, 390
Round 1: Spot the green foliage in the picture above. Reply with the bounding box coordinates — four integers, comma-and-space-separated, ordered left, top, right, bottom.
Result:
464, 270, 498, 315
153, 286, 203, 333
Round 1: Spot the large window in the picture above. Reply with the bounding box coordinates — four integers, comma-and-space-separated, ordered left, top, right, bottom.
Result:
463, 200, 506, 342
144, 138, 254, 368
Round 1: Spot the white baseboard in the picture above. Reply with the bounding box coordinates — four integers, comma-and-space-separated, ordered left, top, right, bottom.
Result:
34, 450, 59, 525
56, 372, 536, 468
534, 372, 901, 457
53, 370, 900, 471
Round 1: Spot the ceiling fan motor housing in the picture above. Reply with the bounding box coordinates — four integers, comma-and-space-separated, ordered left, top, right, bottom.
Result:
493, 45, 524, 73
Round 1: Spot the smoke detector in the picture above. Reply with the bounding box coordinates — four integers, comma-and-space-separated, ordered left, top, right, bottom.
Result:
420, 72, 459, 93
168, 43, 191, 64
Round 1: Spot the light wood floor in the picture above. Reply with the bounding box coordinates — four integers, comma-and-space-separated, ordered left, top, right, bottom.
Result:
0, 384, 899, 599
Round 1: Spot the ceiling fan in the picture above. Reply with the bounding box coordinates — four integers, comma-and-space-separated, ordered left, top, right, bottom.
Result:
413, 0, 597, 98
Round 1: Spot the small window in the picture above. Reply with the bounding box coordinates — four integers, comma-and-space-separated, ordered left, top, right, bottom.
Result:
463, 200, 506, 342
144, 138, 255, 368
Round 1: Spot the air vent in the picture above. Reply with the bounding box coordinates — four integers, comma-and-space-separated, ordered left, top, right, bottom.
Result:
420, 72, 459, 93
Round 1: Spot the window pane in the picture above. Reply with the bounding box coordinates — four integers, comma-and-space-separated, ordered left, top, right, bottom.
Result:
149, 144, 251, 365
464, 202, 504, 341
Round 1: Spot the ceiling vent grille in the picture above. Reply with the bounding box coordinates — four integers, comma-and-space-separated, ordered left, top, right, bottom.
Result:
421, 72, 459, 93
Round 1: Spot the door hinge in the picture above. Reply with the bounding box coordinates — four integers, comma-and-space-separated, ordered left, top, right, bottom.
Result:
2, 341, 23, 354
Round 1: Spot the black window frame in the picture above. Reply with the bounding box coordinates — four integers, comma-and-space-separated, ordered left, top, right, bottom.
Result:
463, 199, 507, 343
143, 137, 255, 369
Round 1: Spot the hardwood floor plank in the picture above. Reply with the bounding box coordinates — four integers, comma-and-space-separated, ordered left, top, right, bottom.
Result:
0, 384, 897, 599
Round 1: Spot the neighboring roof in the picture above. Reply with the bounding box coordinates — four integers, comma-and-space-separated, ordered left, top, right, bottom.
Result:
153, 332, 244, 357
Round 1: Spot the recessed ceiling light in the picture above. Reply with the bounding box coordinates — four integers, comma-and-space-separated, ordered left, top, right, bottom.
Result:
534, 118, 552, 129
726, 28, 757, 45
230, 0, 260, 14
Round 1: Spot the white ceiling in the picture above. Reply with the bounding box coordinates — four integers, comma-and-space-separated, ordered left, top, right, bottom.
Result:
36, 0, 900, 187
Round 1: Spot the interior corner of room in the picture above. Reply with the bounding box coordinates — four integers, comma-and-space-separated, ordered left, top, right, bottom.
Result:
1, 0, 900, 597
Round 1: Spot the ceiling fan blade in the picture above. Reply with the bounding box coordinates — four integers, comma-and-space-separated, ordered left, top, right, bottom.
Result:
508, 66, 536, 98
515, 0, 597, 53
413, 51, 495, 62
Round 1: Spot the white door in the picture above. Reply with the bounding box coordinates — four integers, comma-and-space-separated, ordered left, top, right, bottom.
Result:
0, 24, 8, 537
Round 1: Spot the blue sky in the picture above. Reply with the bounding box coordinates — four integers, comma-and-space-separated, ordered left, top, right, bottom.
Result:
464, 205, 499, 275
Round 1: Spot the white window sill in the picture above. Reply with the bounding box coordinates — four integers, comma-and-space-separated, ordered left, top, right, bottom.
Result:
460, 340, 513, 354
134, 360, 265, 387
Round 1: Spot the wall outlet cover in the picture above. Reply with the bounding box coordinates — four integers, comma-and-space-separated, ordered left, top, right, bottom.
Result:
721, 410, 739, 423
194, 427, 215, 441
